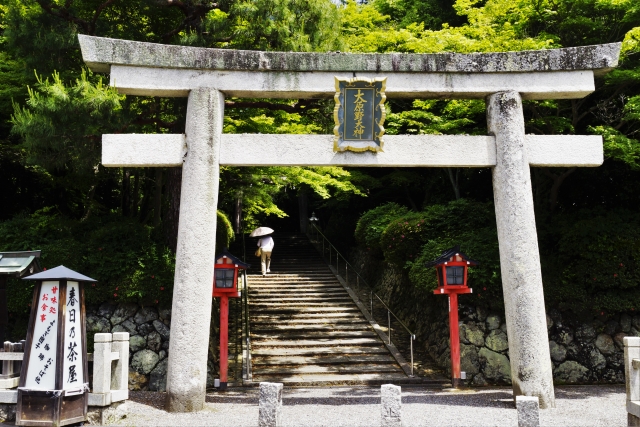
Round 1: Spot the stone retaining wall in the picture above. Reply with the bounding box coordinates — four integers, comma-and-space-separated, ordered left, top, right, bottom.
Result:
86, 303, 173, 391
351, 248, 627, 385
86, 303, 220, 391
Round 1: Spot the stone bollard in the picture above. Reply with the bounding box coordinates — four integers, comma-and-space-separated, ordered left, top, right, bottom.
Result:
381, 384, 402, 427
516, 395, 540, 427
258, 382, 283, 427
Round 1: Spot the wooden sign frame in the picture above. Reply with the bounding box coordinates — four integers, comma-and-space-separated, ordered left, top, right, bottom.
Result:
16, 280, 88, 427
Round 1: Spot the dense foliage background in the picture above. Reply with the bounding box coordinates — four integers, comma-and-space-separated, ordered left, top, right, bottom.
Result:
0, 0, 639, 339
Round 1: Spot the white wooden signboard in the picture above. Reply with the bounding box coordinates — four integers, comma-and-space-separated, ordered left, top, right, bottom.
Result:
62, 281, 84, 393
24, 281, 59, 389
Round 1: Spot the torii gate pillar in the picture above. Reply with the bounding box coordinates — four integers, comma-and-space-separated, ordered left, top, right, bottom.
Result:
165, 88, 224, 412
488, 91, 554, 408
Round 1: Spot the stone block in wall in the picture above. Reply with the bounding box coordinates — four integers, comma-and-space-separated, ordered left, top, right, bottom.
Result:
574, 324, 596, 341
149, 359, 168, 392
620, 314, 631, 333
486, 314, 501, 330
461, 323, 485, 347
134, 307, 159, 324
159, 308, 171, 321
485, 330, 508, 352
595, 334, 616, 355
460, 344, 480, 375
554, 360, 588, 383
552, 326, 573, 346
147, 331, 162, 352
478, 347, 511, 383
577, 344, 606, 371
153, 319, 170, 341
86, 314, 111, 334
98, 302, 117, 319
476, 306, 488, 322
129, 335, 147, 352
614, 332, 626, 350
138, 322, 154, 336
548, 341, 567, 363
131, 349, 160, 375
111, 303, 139, 326
603, 320, 618, 336
129, 371, 149, 390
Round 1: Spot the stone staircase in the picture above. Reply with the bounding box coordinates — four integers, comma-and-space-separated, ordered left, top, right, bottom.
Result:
246, 232, 410, 385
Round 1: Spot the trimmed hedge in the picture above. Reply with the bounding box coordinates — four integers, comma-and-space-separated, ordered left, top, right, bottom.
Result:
355, 200, 640, 314
0, 209, 235, 316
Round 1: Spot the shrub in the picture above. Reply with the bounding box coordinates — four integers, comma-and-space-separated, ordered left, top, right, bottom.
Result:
0, 209, 235, 314
354, 202, 409, 254
544, 209, 640, 314
380, 199, 495, 267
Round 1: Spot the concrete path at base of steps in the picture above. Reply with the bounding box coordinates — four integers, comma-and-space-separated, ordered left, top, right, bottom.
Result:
98, 385, 626, 427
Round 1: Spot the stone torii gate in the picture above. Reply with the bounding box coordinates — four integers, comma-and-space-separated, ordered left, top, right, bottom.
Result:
78, 35, 620, 412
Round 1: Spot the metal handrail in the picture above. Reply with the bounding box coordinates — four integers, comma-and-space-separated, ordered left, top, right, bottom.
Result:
307, 222, 416, 376
242, 269, 252, 381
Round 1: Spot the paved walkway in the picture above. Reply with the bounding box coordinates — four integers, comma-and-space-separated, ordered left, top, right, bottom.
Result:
107, 385, 625, 426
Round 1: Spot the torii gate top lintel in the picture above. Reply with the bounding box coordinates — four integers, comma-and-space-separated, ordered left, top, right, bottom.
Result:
79, 35, 619, 77
78, 35, 620, 101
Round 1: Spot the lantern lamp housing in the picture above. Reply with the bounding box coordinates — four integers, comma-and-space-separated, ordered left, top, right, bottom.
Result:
425, 246, 478, 292
212, 249, 250, 298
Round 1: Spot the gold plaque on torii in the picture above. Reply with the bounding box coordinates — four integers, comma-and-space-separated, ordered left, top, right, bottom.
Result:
333, 77, 387, 153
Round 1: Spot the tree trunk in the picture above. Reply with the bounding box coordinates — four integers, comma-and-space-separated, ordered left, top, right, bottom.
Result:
131, 170, 141, 217
122, 168, 131, 217
446, 168, 461, 200
234, 190, 243, 235
153, 168, 163, 227
298, 190, 308, 233
164, 167, 183, 252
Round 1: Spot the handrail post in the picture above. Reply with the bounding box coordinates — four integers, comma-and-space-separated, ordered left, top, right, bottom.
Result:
388, 310, 391, 345
93, 333, 113, 395
346, 264, 348, 286
111, 332, 130, 394
410, 334, 415, 377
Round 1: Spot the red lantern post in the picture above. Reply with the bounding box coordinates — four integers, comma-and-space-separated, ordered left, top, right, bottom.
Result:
212, 249, 249, 390
427, 246, 478, 388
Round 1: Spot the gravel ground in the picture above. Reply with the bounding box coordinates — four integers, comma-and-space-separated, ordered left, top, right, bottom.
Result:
104, 385, 626, 426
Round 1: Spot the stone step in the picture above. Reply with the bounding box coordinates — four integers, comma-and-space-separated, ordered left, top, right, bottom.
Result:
248, 372, 413, 385
250, 346, 391, 357
251, 330, 377, 340
252, 324, 370, 331
251, 338, 382, 347
248, 277, 339, 281
249, 291, 348, 298
251, 299, 354, 305
251, 354, 396, 366
250, 312, 366, 320
249, 307, 361, 314
253, 363, 402, 376
251, 321, 368, 329
250, 282, 343, 286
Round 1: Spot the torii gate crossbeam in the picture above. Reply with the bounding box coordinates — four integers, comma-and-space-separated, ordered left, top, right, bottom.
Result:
78, 35, 621, 412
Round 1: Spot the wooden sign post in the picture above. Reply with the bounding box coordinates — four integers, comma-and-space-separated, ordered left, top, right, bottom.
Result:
16, 266, 95, 427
